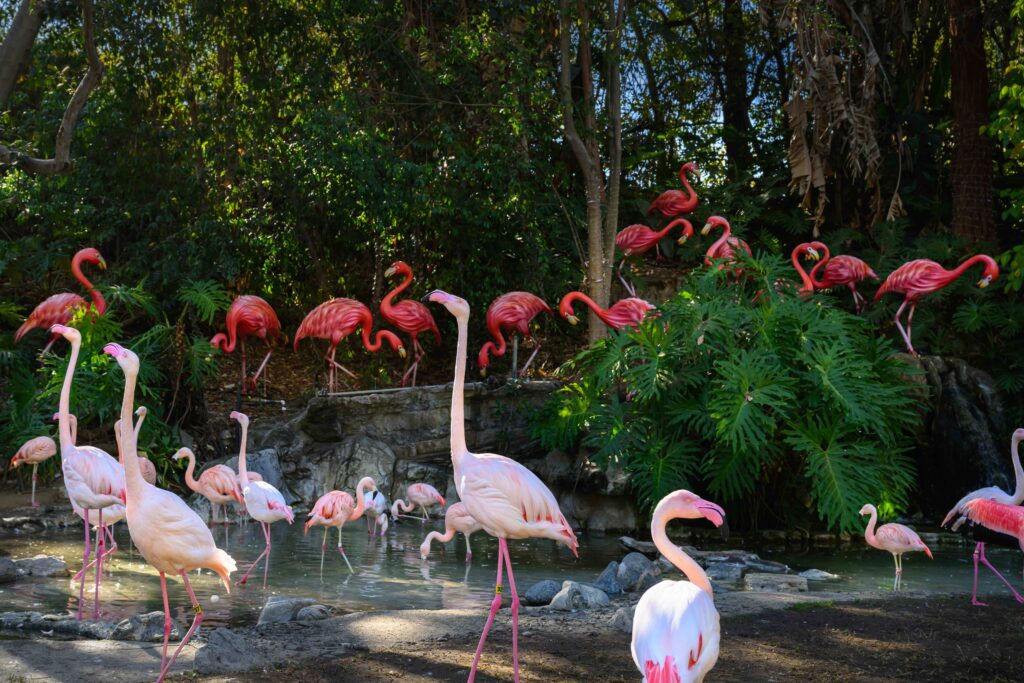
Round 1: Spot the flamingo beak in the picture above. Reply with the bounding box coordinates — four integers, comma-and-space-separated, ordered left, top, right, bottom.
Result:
566, 314, 579, 326
102, 343, 123, 358
398, 346, 407, 359
422, 290, 448, 304
677, 233, 688, 245
696, 500, 726, 528
700, 224, 712, 236
806, 247, 820, 261
977, 277, 990, 288
480, 366, 488, 377
98, 257, 107, 270
385, 265, 397, 277
49, 324, 69, 335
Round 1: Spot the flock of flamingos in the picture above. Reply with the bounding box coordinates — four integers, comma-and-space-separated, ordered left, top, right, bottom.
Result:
5, 164, 1021, 683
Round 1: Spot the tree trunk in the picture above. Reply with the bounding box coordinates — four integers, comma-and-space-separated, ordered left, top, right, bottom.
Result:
602, 0, 626, 311
0, 0, 46, 108
721, 0, 752, 173
948, 0, 996, 242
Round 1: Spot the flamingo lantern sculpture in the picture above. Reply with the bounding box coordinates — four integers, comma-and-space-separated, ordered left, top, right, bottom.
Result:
104, 342, 236, 683
631, 490, 725, 683
647, 162, 700, 218
210, 295, 284, 394
10, 436, 56, 507
391, 482, 446, 523
420, 502, 484, 562
615, 218, 694, 297
304, 477, 378, 574
294, 298, 406, 393
860, 503, 932, 591
800, 241, 878, 312
16, 248, 107, 354
425, 290, 578, 683
559, 292, 655, 332
478, 291, 552, 378
959, 498, 1024, 606
173, 447, 244, 526
381, 261, 441, 387
874, 255, 999, 355
700, 216, 751, 275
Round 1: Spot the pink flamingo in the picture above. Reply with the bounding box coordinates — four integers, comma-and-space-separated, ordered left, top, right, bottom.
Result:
789, 242, 823, 296
420, 502, 483, 562
860, 503, 933, 591
701, 216, 751, 275
381, 261, 441, 387
631, 490, 725, 683
364, 488, 389, 537
804, 241, 877, 312
104, 342, 236, 683
647, 162, 700, 218
210, 295, 284, 394
115, 407, 158, 485
559, 291, 655, 332
478, 291, 552, 378
173, 447, 243, 526
391, 482, 446, 523
425, 290, 578, 683
10, 436, 56, 507
16, 248, 107, 354
616, 218, 695, 297
50, 324, 126, 620
959, 498, 1024, 606
304, 477, 378, 574
294, 297, 406, 393
230, 411, 293, 586
874, 255, 999, 355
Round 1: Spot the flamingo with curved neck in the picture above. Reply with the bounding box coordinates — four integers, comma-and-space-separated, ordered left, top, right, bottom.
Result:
860, 503, 932, 591
210, 295, 283, 394
700, 216, 751, 276
478, 291, 552, 378
802, 241, 877, 312
790, 242, 823, 296
173, 447, 243, 525
16, 248, 107, 352
616, 218, 694, 297
648, 162, 700, 218
420, 502, 483, 562
558, 292, 655, 332
381, 261, 441, 387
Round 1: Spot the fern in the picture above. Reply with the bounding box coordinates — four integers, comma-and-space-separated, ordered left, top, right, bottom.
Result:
178, 279, 231, 324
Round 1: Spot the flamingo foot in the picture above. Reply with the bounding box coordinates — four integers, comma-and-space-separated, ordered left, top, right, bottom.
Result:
972, 598, 989, 607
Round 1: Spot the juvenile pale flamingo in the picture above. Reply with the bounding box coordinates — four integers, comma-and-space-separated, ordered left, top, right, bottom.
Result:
391, 482, 446, 523
420, 502, 483, 562
647, 162, 700, 218
700, 216, 751, 275
959, 498, 1024, 606
381, 261, 441, 387
860, 503, 933, 590
51, 324, 126, 620
874, 255, 999, 355
478, 291, 552, 378
616, 218, 694, 296
10, 436, 56, 507
304, 477, 377, 574
364, 488, 389, 537
425, 289, 578, 683
104, 342, 236, 683
294, 297, 406, 393
230, 411, 293, 586
210, 295, 284, 394
16, 248, 107, 354
805, 241, 877, 312
631, 490, 725, 683
559, 291, 655, 332
173, 447, 243, 526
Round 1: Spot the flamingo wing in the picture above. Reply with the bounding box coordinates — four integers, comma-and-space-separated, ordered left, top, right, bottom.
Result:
199, 465, 244, 504
631, 580, 720, 683
962, 498, 1024, 542
942, 486, 1011, 530
16, 293, 87, 341
821, 255, 876, 287
875, 523, 932, 556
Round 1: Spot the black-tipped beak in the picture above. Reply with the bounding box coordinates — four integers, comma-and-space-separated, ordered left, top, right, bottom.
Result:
420, 294, 432, 303
718, 516, 730, 541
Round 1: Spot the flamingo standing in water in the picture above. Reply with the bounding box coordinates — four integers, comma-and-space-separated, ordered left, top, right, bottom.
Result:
616, 218, 694, 297
294, 298, 406, 393
700, 216, 751, 275
229, 411, 293, 586
647, 162, 700, 218
364, 488, 389, 537
391, 482, 446, 523
631, 490, 725, 683
874, 255, 999, 355
860, 503, 933, 590
104, 342, 236, 683
804, 242, 877, 312
210, 295, 283, 394
381, 261, 441, 387
16, 248, 107, 354
478, 291, 552, 378
559, 292, 655, 332
958, 498, 1024, 606
10, 436, 56, 507
304, 477, 378, 574
420, 502, 483, 562
173, 447, 243, 526
425, 290, 578, 683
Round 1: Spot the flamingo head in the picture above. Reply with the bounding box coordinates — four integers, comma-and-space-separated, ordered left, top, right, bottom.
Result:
50, 324, 81, 344
858, 503, 877, 517
978, 260, 999, 288
76, 247, 107, 270
436, 494, 447, 507
422, 290, 469, 319
801, 243, 820, 262
680, 161, 700, 178
670, 218, 695, 245
660, 490, 726, 531
701, 215, 729, 237
419, 538, 432, 560
135, 406, 147, 419
171, 447, 194, 463
1013, 428, 1024, 446
385, 261, 412, 278
103, 343, 139, 375
357, 476, 378, 494
229, 410, 250, 428
210, 333, 228, 351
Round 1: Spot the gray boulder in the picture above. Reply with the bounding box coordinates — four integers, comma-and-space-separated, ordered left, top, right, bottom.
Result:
635, 565, 663, 593
799, 568, 840, 581
610, 605, 635, 634
617, 552, 653, 591
296, 604, 332, 621
548, 581, 610, 611
112, 611, 182, 642
743, 573, 808, 593
594, 561, 623, 596
0, 557, 16, 584
745, 557, 790, 574
257, 596, 316, 625
14, 555, 69, 578
195, 628, 269, 674
705, 562, 746, 583
523, 579, 562, 606
619, 536, 658, 556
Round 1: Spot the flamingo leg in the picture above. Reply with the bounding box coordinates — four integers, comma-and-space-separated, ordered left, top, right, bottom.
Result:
467, 536, 507, 683
320, 527, 327, 579
158, 572, 171, 672
337, 526, 354, 573
249, 348, 273, 393
518, 338, 541, 378
238, 522, 271, 586
31, 463, 39, 507
892, 300, 916, 355
892, 553, 899, 591
240, 338, 247, 395
617, 259, 637, 298
93, 508, 104, 619
402, 339, 425, 387
464, 532, 473, 563
906, 303, 917, 355
78, 509, 90, 621
420, 505, 429, 524
156, 571, 204, 682
263, 521, 272, 588
978, 543, 1024, 604
971, 543, 986, 606
848, 284, 861, 313
500, 537, 521, 683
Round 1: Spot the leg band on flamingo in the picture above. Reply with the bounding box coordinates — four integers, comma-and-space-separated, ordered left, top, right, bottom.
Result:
467, 539, 506, 683
155, 571, 204, 682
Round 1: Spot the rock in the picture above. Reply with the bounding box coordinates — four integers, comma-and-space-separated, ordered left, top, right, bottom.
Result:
705, 562, 746, 582
523, 579, 562, 606
787, 530, 807, 542
609, 605, 635, 634
112, 611, 182, 642
296, 604, 332, 621
759, 530, 787, 541
0, 557, 17, 584
744, 558, 790, 574
560, 491, 637, 532
619, 537, 658, 557
42, 614, 116, 639
593, 562, 623, 596
195, 628, 269, 674
257, 596, 316, 625
548, 581, 610, 611
635, 565, 663, 593
799, 568, 840, 581
743, 573, 808, 593
617, 552, 654, 591
13, 555, 69, 578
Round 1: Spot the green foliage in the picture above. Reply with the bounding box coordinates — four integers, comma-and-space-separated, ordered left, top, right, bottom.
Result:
534, 254, 921, 532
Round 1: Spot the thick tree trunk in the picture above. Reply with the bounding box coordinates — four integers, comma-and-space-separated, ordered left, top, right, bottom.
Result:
0, 0, 46, 108
948, 0, 996, 242
721, 0, 752, 173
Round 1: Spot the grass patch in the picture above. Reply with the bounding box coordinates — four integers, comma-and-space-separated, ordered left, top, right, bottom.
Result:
786, 600, 834, 612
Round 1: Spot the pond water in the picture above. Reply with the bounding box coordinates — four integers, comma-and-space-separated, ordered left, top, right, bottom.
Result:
2, 522, 1021, 629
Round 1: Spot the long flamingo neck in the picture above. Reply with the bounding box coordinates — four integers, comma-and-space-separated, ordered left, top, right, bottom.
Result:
71, 253, 105, 315
382, 270, 412, 312
57, 337, 80, 451
183, 451, 200, 491
486, 317, 508, 357
352, 480, 370, 519
708, 224, 730, 255
678, 166, 697, 208
69, 414, 77, 445
791, 248, 814, 291
564, 292, 609, 324
863, 508, 878, 548
1011, 437, 1024, 503
436, 526, 458, 544
359, 316, 389, 351
948, 254, 997, 284
652, 510, 713, 600
119, 367, 145, 495
450, 311, 469, 467
237, 422, 249, 483
808, 246, 831, 288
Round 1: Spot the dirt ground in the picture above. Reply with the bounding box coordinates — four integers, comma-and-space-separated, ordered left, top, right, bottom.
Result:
189, 595, 1024, 683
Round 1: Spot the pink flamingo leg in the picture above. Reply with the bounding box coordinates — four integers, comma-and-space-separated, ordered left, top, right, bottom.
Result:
905, 303, 917, 354
240, 337, 247, 395
337, 526, 354, 573
73, 526, 117, 582
499, 537, 521, 682
31, 464, 40, 507
263, 521, 272, 588
467, 538, 507, 683
978, 544, 1024, 604
972, 543, 986, 606
249, 347, 273, 392
159, 572, 172, 670
78, 509, 91, 620
320, 527, 328, 578
93, 508, 105, 619
238, 522, 271, 586
518, 338, 541, 377
402, 338, 425, 387
617, 260, 637, 298
892, 300, 915, 355
156, 571, 205, 682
